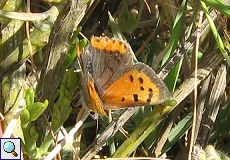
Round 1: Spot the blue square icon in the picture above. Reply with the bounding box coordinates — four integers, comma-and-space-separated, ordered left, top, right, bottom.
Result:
0, 138, 21, 160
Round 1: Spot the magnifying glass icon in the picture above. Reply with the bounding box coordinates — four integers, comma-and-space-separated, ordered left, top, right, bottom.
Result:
3, 141, 18, 157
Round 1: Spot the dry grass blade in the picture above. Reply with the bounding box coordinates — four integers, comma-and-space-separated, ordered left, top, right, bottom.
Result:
35, 0, 89, 144
44, 109, 89, 160
158, 8, 219, 80
81, 107, 140, 160
0, 6, 58, 82
193, 75, 211, 143
198, 64, 227, 147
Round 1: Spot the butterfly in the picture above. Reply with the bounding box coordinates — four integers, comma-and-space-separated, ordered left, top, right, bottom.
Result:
77, 36, 170, 116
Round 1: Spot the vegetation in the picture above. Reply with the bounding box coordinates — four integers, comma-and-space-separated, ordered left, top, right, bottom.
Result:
0, 0, 229, 159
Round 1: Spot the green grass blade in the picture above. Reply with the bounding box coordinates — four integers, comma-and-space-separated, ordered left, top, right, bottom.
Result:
201, 1, 230, 66
112, 105, 172, 157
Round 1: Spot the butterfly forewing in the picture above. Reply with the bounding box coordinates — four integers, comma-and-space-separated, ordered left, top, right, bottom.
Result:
78, 40, 107, 115
90, 37, 134, 92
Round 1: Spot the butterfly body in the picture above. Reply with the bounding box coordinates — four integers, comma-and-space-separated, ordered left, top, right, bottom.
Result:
78, 36, 170, 115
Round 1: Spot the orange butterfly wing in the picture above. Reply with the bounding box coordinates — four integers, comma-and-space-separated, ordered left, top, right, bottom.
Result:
79, 36, 170, 115
86, 74, 107, 115
101, 63, 170, 109
90, 36, 134, 91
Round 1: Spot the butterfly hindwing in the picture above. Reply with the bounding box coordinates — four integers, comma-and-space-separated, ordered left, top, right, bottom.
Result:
100, 63, 170, 109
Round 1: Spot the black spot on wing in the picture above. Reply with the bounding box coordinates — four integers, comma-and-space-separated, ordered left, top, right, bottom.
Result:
138, 77, 144, 84
130, 75, 134, 82
140, 86, 144, 91
133, 94, 138, 102
146, 92, 154, 103
146, 98, 151, 102
148, 88, 153, 92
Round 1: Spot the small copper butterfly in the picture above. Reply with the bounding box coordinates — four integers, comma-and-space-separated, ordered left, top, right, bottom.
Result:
78, 36, 170, 116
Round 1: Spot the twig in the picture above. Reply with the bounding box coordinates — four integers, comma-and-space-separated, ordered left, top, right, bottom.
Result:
2, 98, 25, 138
44, 110, 89, 160
188, 9, 203, 160
0, 6, 57, 21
